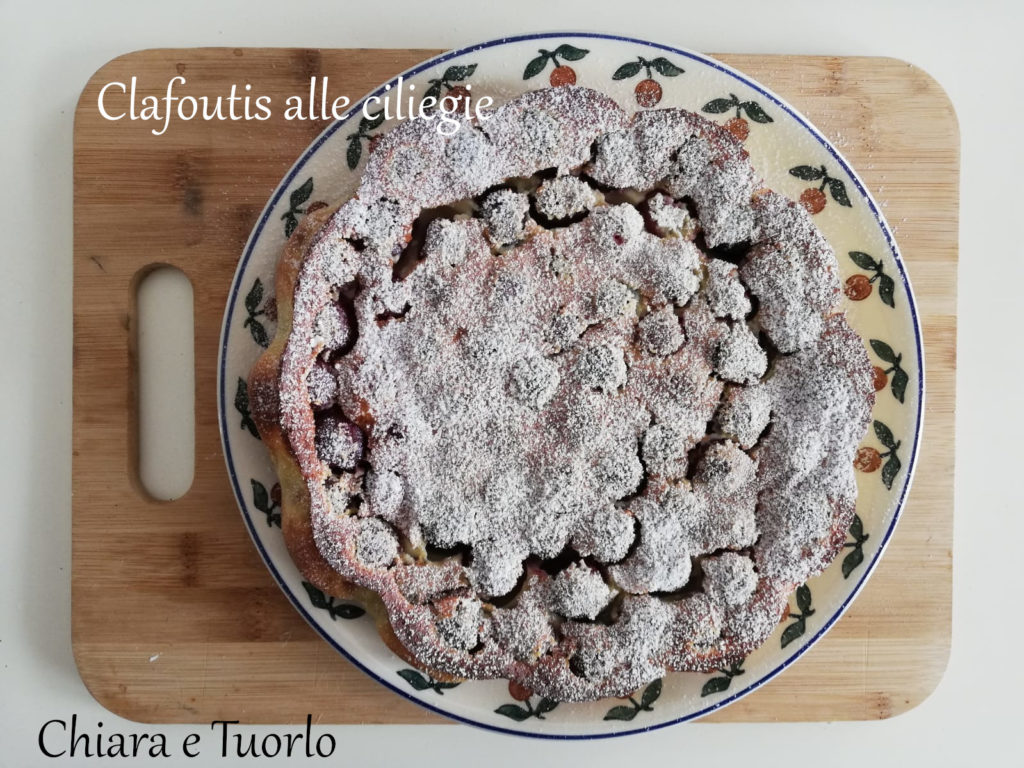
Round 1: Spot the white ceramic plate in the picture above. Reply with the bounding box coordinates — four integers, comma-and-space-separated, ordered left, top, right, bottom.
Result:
218, 32, 923, 738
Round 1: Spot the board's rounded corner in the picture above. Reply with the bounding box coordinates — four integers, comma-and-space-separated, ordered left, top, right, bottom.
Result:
876, 57, 960, 147
75, 48, 169, 127
70, 641, 149, 724
879, 641, 952, 721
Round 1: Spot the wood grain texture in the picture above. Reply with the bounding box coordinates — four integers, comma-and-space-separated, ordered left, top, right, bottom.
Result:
72, 49, 957, 724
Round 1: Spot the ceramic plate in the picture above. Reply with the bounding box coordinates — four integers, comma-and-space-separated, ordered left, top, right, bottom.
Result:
218, 32, 923, 738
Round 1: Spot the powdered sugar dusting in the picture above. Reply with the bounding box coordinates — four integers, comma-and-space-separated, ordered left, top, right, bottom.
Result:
268, 86, 875, 702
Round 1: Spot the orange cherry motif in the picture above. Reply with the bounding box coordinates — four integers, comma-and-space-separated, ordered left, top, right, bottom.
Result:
702, 94, 773, 142
550, 66, 577, 87
724, 117, 750, 142
612, 55, 683, 108
847, 250, 896, 308
789, 163, 852, 214
508, 680, 532, 702
872, 366, 888, 391
854, 447, 882, 473
423, 63, 477, 116
844, 274, 873, 301
523, 44, 589, 87
800, 187, 827, 215
445, 84, 472, 110
634, 79, 663, 108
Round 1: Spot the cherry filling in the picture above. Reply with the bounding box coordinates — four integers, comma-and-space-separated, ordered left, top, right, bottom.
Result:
314, 411, 364, 471
316, 284, 359, 364
307, 361, 338, 412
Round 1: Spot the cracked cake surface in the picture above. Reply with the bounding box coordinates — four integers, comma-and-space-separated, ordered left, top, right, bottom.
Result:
247, 85, 875, 702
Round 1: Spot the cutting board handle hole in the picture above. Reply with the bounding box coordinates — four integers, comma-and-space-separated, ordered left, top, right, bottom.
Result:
136, 266, 195, 500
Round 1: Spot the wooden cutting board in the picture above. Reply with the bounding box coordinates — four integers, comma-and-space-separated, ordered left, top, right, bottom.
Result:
72, 48, 957, 724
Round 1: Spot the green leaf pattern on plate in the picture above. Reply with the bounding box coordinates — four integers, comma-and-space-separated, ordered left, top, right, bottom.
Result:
522, 45, 589, 81
872, 419, 903, 490
241, 277, 273, 348
848, 250, 897, 308
495, 696, 559, 721
781, 584, 815, 649
346, 112, 386, 170
397, 668, 461, 695
700, 659, 746, 697
602, 679, 663, 721
281, 177, 314, 238
250, 478, 281, 527
789, 163, 852, 208
870, 339, 909, 403
301, 581, 366, 620
234, 377, 259, 439
423, 63, 478, 107
612, 56, 684, 80
701, 93, 773, 123
842, 513, 870, 578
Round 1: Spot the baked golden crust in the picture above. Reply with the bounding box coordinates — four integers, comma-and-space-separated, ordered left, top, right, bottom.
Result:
248, 86, 875, 701
248, 207, 448, 674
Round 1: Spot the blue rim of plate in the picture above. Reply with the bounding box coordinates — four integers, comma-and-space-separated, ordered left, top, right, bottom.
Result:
218, 31, 925, 739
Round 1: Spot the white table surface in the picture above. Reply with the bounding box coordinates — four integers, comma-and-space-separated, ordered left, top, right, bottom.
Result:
2, 1, 1021, 765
